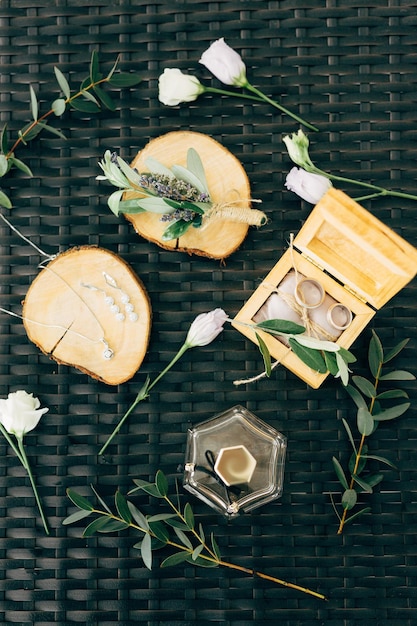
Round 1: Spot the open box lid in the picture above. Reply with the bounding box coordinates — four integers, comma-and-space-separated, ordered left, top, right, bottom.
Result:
294, 188, 417, 309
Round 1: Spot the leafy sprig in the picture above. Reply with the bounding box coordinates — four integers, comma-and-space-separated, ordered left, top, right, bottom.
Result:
331, 331, 414, 534
0, 50, 141, 209
63, 470, 326, 600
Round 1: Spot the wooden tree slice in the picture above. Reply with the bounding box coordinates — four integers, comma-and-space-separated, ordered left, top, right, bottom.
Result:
125, 130, 253, 259
22, 246, 152, 385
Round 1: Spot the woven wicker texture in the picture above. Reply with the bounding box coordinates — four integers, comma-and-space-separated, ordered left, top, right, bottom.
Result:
0, 1, 416, 624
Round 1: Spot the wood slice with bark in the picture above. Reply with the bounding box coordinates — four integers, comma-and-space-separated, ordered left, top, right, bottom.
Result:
124, 130, 254, 259
22, 246, 151, 385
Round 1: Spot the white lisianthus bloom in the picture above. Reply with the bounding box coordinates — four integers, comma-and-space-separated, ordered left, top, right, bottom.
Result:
0, 390, 48, 439
285, 167, 333, 204
199, 38, 247, 87
158, 68, 204, 106
185, 308, 228, 347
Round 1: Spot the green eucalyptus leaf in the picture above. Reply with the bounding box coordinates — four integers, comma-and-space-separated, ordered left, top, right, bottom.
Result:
164, 518, 189, 531
108, 73, 142, 87
295, 335, 340, 352
108, 189, 125, 215
52, 98, 66, 116
352, 375, 376, 399
191, 544, 205, 561
357, 407, 374, 436
345, 384, 367, 410
18, 122, 43, 142
66, 488, 94, 511
324, 351, 339, 376
383, 338, 409, 363
81, 89, 100, 105
54, 66, 71, 99
161, 551, 190, 568
106, 55, 120, 80
211, 533, 221, 560
0, 189, 12, 208
62, 509, 92, 525
127, 501, 149, 530
140, 531, 153, 570
35, 121, 67, 140
134, 197, 176, 214
130, 480, 162, 498
255, 331, 272, 377
171, 163, 206, 193
376, 389, 409, 400
256, 319, 305, 335
0, 154, 8, 177
93, 84, 116, 111
335, 351, 350, 386
338, 346, 357, 364
343, 507, 371, 525
332, 457, 349, 490
83, 516, 114, 536
147, 513, 176, 522
174, 527, 193, 550
198, 523, 205, 544
363, 454, 397, 470
365, 472, 384, 488
187, 147, 209, 192
115, 491, 132, 523
342, 488, 357, 510
155, 470, 168, 497
1, 124, 8, 153
342, 418, 358, 454
288, 337, 327, 373
352, 474, 373, 493
373, 403, 410, 421
148, 520, 170, 544
183, 502, 195, 530
118, 199, 146, 214
97, 518, 130, 533
89, 50, 100, 83
186, 555, 218, 568
161, 219, 192, 241
70, 98, 101, 113
144, 156, 174, 178
8, 156, 33, 177
369, 330, 384, 377
379, 370, 415, 381
348, 449, 367, 475
29, 85, 38, 120
90, 484, 112, 514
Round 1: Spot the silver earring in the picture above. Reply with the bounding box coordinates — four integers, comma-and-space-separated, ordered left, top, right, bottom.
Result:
102, 272, 138, 322
80, 281, 126, 322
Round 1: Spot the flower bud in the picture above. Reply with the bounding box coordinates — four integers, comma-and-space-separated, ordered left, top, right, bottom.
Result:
282, 129, 315, 171
158, 68, 204, 106
0, 390, 48, 439
199, 38, 247, 87
285, 167, 332, 204
185, 308, 228, 348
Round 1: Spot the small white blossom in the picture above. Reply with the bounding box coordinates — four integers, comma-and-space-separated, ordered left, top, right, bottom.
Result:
285, 167, 332, 204
158, 68, 204, 106
0, 390, 48, 439
185, 308, 228, 348
199, 38, 247, 87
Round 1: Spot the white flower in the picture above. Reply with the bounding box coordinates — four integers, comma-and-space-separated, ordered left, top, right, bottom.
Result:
0, 390, 48, 439
285, 167, 332, 204
199, 38, 247, 87
185, 308, 228, 347
158, 68, 204, 106
282, 129, 316, 170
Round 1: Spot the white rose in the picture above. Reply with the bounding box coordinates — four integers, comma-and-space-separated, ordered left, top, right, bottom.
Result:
285, 167, 332, 204
158, 68, 204, 106
0, 390, 48, 439
199, 38, 247, 87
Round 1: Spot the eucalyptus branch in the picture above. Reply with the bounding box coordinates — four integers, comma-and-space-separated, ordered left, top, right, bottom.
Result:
64, 470, 326, 600
331, 330, 414, 534
0, 50, 141, 209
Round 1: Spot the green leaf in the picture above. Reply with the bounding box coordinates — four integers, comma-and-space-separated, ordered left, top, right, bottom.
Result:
81, 89, 100, 105
187, 147, 209, 192
376, 389, 409, 400
255, 331, 272, 377
171, 163, 207, 194
18, 122, 43, 143
147, 513, 176, 522
379, 370, 415, 381
115, 491, 132, 523
83, 516, 114, 536
62, 509, 92, 525
54, 66, 71, 99
211, 533, 221, 560
373, 403, 410, 421
1, 124, 8, 153
89, 50, 100, 83
129, 478, 163, 498
357, 407, 374, 436
183, 502, 195, 530
295, 335, 340, 352
135, 197, 176, 214
69, 98, 101, 113
352, 375, 376, 399
383, 338, 409, 363
66, 488, 94, 511
256, 319, 305, 335
29, 85, 38, 120
8, 156, 33, 177
0, 154, 8, 177
187, 555, 218, 568
289, 337, 327, 373
118, 199, 146, 214
161, 219, 192, 241
345, 384, 367, 410
93, 84, 116, 111
148, 520, 170, 544
161, 551, 190, 568
164, 518, 189, 531
36, 121, 67, 140
332, 457, 349, 490
341, 418, 357, 454
140, 532, 153, 570
108, 73, 142, 87
365, 472, 384, 488
324, 351, 339, 376
174, 527, 193, 550
96, 518, 130, 533
155, 470, 168, 497
0, 189, 11, 208
343, 507, 372, 525
90, 484, 112, 514
144, 156, 174, 178
348, 449, 367, 475
369, 330, 384, 377
52, 98, 66, 116
342, 488, 357, 510
108, 189, 125, 215
198, 523, 205, 544
335, 350, 350, 386
352, 474, 373, 493
338, 346, 357, 364
363, 454, 397, 470
127, 501, 149, 530
191, 544, 204, 561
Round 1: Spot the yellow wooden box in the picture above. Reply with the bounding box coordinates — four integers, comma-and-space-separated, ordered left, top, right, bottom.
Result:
232, 188, 417, 388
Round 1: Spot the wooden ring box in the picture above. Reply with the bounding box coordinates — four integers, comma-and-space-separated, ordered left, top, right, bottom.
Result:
232, 188, 417, 388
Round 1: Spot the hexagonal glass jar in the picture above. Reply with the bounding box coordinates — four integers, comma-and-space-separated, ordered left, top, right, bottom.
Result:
183, 405, 287, 517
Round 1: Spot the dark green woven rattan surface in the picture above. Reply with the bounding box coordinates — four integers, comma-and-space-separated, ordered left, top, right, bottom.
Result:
0, 1, 417, 624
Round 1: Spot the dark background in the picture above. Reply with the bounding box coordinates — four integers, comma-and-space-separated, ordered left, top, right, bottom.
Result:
0, 1, 416, 624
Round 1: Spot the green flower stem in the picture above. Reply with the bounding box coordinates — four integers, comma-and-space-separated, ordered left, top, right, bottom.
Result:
17, 437, 49, 535
203, 85, 319, 132
99, 342, 190, 455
